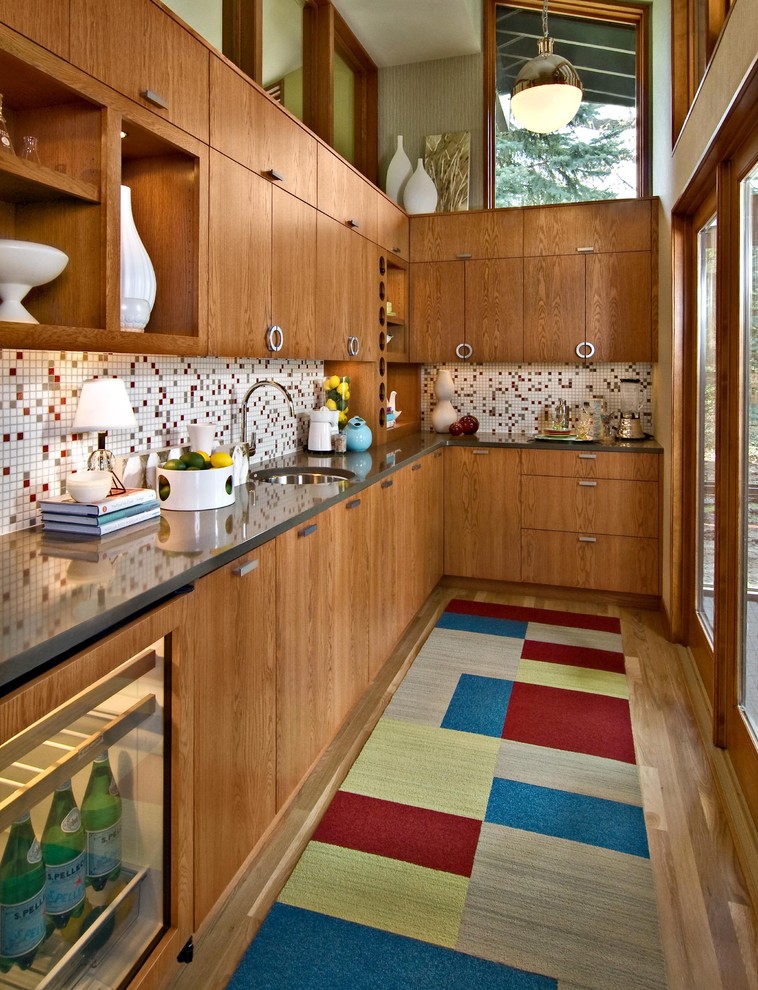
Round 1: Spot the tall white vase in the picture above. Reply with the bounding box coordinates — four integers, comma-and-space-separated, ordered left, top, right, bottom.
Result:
120, 184, 156, 331
403, 158, 438, 215
431, 368, 457, 433
385, 135, 412, 205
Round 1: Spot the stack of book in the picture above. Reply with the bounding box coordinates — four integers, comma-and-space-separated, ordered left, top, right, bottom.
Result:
40, 487, 160, 537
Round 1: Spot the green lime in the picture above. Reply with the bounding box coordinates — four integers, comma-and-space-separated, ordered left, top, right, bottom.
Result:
181, 451, 206, 470
163, 459, 186, 470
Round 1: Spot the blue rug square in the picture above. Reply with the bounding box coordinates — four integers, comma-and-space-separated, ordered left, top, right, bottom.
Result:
485, 778, 650, 858
227, 903, 556, 990
436, 612, 528, 639
442, 674, 513, 737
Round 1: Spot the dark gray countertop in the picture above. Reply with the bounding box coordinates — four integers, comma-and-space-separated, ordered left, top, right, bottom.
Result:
0, 430, 662, 690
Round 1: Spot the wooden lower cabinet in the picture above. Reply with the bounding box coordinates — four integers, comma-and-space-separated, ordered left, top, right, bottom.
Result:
410, 451, 444, 604
521, 529, 659, 595
191, 541, 277, 928
521, 475, 658, 539
444, 446, 521, 581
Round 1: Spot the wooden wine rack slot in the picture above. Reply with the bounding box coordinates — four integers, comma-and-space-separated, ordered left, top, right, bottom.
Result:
0, 692, 156, 831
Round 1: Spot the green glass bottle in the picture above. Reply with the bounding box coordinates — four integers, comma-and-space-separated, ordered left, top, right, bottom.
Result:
0, 812, 47, 972
81, 751, 122, 891
41, 780, 86, 929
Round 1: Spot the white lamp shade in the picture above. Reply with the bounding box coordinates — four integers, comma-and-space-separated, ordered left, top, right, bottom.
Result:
72, 377, 137, 433
511, 81, 582, 133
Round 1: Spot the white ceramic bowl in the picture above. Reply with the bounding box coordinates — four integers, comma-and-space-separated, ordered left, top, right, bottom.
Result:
66, 470, 113, 503
0, 238, 69, 323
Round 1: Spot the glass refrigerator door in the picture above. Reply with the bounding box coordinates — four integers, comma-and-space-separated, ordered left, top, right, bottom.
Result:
0, 641, 169, 990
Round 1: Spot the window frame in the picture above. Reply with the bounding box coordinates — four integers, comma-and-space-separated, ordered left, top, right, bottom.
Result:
483, 0, 651, 209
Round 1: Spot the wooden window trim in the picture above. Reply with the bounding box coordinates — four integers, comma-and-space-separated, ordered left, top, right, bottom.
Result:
222, 0, 262, 84
483, 0, 650, 209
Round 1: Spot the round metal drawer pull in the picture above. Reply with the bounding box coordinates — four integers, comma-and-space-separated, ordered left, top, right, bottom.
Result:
347, 335, 360, 357
267, 325, 284, 352
455, 342, 473, 360
575, 341, 596, 360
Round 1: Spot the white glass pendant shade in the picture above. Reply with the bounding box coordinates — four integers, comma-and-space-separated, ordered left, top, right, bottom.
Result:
511, 36, 582, 134
120, 184, 156, 331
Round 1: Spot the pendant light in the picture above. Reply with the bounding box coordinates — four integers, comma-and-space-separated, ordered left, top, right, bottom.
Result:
511, 0, 583, 134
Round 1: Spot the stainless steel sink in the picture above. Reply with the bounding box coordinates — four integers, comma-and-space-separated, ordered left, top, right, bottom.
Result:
251, 466, 356, 487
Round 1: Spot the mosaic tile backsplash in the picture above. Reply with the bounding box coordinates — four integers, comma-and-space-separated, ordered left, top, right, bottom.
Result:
1, 350, 652, 536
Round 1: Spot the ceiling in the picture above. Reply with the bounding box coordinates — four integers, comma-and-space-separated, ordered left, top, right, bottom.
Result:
331, 0, 482, 67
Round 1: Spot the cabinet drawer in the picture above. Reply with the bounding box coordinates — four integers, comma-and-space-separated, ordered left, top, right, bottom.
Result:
521, 449, 660, 481
410, 208, 523, 261
70, 0, 210, 141
521, 529, 659, 595
523, 199, 652, 256
522, 476, 658, 539
209, 57, 317, 207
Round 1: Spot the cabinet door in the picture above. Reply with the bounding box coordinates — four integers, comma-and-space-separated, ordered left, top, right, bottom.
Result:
209, 56, 317, 206
523, 199, 651, 256
0, 0, 69, 58
410, 209, 524, 262
523, 255, 585, 362
465, 258, 524, 362
330, 495, 371, 725
585, 251, 652, 361
208, 151, 272, 357
271, 186, 316, 359
410, 451, 444, 606
368, 478, 399, 679
410, 261, 465, 362
317, 144, 378, 242
276, 514, 335, 807
192, 542, 277, 928
444, 447, 521, 582
521, 476, 659, 539
70, 0, 210, 141
317, 212, 371, 360
377, 195, 409, 261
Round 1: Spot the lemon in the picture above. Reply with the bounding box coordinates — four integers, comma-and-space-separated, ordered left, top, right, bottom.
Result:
210, 451, 234, 469
338, 411, 348, 426
336, 382, 349, 397
325, 398, 337, 411
197, 450, 211, 463
327, 375, 341, 389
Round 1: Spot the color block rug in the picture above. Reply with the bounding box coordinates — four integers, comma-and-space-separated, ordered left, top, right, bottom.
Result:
227, 599, 666, 990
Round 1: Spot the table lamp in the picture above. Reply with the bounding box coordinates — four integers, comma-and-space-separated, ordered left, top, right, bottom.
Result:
72, 377, 138, 492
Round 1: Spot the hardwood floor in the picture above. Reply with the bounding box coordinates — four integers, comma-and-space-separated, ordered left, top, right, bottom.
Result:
167, 586, 758, 990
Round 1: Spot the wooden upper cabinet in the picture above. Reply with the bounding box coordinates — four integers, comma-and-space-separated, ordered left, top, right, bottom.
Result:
208, 151, 272, 358
410, 261, 465, 363
523, 255, 585, 362
465, 258, 524, 362
317, 144, 378, 243
410, 208, 524, 262
585, 251, 652, 362
69, 0, 209, 141
377, 195, 409, 260
271, 186, 316, 359
209, 56, 317, 208
0, 0, 69, 58
523, 198, 652, 256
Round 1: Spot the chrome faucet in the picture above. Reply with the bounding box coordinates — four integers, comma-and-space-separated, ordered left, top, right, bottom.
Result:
241, 379, 296, 457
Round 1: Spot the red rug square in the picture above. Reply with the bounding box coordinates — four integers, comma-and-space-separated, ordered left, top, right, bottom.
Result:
502, 682, 636, 763
445, 599, 621, 634
521, 639, 626, 674
313, 791, 483, 876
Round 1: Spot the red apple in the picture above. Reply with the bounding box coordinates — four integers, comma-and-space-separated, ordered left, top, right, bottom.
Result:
459, 415, 479, 435
448, 421, 465, 437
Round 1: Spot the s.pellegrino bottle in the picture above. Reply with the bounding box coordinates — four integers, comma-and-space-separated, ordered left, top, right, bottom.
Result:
41, 779, 86, 928
81, 751, 122, 891
0, 812, 47, 972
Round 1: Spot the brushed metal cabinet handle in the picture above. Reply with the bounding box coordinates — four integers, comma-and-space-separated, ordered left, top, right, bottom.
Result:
299, 523, 318, 538
473, 449, 490, 455
140, 88, 168, 109
346, 498, 362, 509
456, 252, 473, 259
347, 218, 360, 229
578, 536, 597, 543
266, 168, 285, 182
412, 463, 421, 471
392, 246, 401, 253
576, 246, 594, 253
578, 453, 597, 460
578, 480, 597, 487
381, 479, 394, 489
232, 559, 259, 577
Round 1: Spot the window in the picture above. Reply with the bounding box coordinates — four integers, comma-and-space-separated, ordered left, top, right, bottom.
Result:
484, 0, 649, 207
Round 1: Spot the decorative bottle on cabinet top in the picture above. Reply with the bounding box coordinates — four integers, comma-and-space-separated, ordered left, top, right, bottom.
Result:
385, 135, 413, 205
403, 158, 438, 215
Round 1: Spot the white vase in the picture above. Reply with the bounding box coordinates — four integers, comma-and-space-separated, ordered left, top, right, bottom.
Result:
403, 158, 438, 215
385, 135, 412, 205
120, 184, 156, 331
431, 368, 457, 432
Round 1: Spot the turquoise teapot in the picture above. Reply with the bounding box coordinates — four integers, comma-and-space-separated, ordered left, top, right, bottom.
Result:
345, 416, 372, 452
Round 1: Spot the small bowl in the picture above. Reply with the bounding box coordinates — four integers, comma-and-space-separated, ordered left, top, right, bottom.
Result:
66, 470, 113, 503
